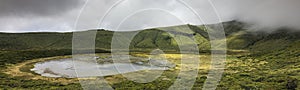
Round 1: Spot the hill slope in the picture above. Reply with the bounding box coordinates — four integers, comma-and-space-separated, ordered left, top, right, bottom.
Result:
0, 21, 299, 53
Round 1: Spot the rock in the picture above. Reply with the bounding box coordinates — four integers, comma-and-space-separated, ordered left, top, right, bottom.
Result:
136, 62, 144, 65
94, 56, 100, 59
162, 78, 171, 81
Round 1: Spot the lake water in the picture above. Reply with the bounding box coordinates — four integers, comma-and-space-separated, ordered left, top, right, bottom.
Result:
31, 58, 174, 78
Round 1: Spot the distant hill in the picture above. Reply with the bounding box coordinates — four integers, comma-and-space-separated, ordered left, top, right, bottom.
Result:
0, 21, 299, 55
0, 24, 210, 51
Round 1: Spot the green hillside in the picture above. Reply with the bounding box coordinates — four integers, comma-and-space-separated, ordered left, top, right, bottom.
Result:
0, 24, 211, 52
0, 21, 299, 59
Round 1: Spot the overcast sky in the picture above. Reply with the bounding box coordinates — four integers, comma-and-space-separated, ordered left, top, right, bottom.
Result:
0, 0, 300, 32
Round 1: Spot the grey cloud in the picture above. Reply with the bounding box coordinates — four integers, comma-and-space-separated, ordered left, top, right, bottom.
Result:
0, 0, 84, 17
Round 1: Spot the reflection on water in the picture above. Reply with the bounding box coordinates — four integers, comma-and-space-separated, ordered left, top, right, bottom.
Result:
31, 56, 175, 78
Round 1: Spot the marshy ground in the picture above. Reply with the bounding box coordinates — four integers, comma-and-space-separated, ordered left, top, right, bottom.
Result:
2, 51, 298, 90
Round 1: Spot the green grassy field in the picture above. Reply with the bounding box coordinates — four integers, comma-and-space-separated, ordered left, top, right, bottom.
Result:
0, 21, 299, 89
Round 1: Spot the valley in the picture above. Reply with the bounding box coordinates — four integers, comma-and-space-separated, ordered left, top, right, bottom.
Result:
0, 21, 299, 89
